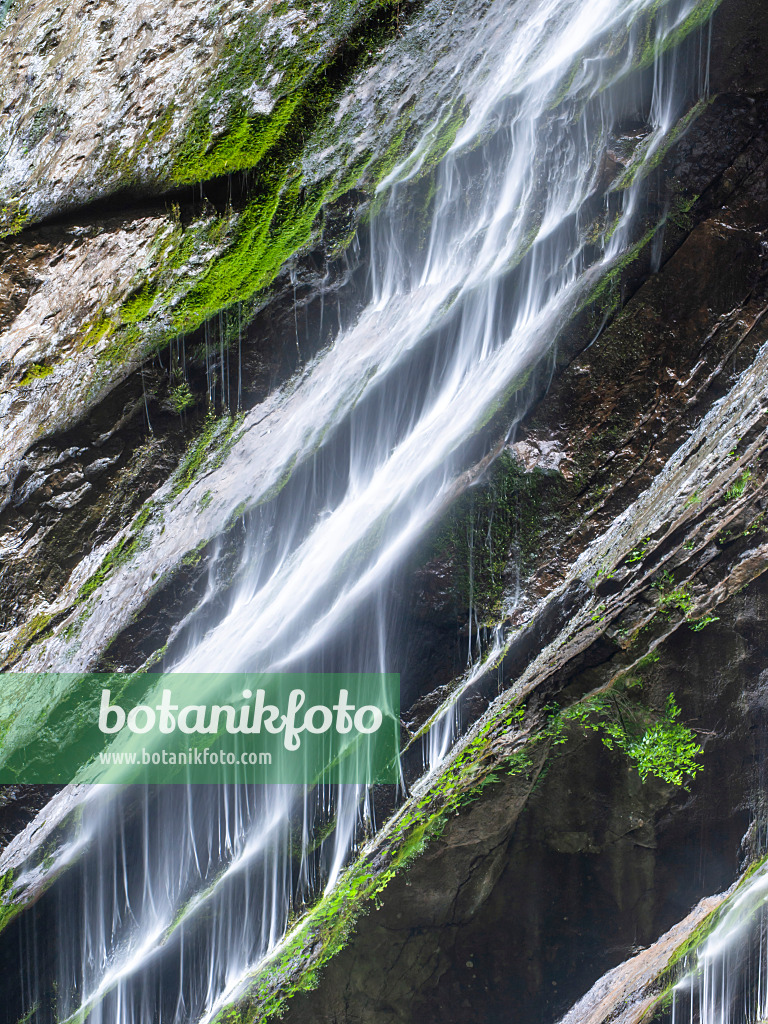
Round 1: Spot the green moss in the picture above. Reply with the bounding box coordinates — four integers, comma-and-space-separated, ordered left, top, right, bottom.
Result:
3, 612, 55, 667
133, 501, 155, 532
120, 284, 159, 324
119, 3, 428, 344
639, 0, 723, 69
171, 92, 302, 185
659, 901, 724, 978
15, 362, 54, 386
50, 4, 457, 377
545, 0, 720, 118
380, 97, 469, 191
367, 123, 411, 183
613, 98, 711, 191
76, 508, 159, 601
212, 617, 704, 1024
579, 220, 661, 317
170, 176, 313, 333
424, 454, 565, 625
78, 537, 138, 601
170, 413, 220, 497
170, 411, 245, 498
96, 323, 144, 370
23, 104, 68, 152
642, 910, 719, 1021
226, 500, 249, 528
726, 469, 752, 500
181, 540, 207, 567
142, 104, 177, 148
0, 197, 31, 238
80, 315, 117, 349
669, 190, 700, 232
0, 870, 21, 937
169, 0, 415, 189
217, 811, 440, 1023
0, 0, 430, 385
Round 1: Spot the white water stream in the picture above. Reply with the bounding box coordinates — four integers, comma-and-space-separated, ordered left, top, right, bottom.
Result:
670, 861, 768, 1024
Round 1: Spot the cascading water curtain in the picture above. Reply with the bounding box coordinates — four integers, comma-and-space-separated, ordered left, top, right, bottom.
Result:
1, 0, 720, 1021
668, 863, 768, 1024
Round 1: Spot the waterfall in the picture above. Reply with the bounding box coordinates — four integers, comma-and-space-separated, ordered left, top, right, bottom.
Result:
2, 0, 718, 1021
667, 862, 768, 1024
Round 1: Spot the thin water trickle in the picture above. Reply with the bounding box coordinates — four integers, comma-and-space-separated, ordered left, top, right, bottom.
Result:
4, 0, 719, 1020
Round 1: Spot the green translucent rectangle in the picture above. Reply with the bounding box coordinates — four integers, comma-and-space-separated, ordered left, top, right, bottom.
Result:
0, 673, 400, 784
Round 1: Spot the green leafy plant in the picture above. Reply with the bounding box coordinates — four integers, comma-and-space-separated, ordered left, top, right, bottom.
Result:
726, 469, 752, 500
542, 686, 702, 789
689, 614, 719, 632
602, 694, 702, 786
590, 602, 608, 625
626, 537, 650, 564
658, 585, 693, 615
744, 512, 766, 537
652, 571, 693, 616
591, 563, 616, 587
170, 380, 195, 413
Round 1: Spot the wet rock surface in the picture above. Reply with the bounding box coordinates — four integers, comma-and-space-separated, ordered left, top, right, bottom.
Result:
0, 225, 367, 667
0, 785, 59, 848
259, 13, 768, 1013
0, 0, 413, 228
0, 210, 174, 502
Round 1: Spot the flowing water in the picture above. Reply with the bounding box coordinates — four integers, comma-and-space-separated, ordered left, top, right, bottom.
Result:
668, 862, 768, 1024
3, 0, 718, 1020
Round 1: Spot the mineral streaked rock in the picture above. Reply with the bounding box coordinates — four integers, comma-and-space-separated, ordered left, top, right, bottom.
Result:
0, 211, 173, 504
556, 893, 729, 1024
0, 0, 326, 229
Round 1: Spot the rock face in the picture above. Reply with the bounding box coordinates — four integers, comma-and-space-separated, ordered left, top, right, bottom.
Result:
1, 0, 260, 221
556, 893, 729, 1024
0, 0, 407, 227
249, 6, 768, 1012
0, 211, 175, 492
